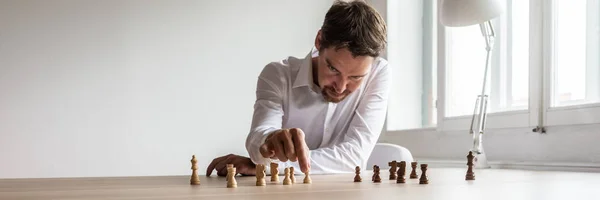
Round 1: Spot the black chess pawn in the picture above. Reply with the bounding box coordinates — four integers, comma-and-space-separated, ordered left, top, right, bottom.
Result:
373, 165, 381, 183
354, 166, 362, 182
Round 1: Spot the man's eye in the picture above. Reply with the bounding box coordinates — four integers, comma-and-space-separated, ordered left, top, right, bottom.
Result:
328, 65, 338, 73
351, 76, 362, 80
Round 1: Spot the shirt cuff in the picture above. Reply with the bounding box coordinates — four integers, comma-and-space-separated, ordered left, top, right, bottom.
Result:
249, 129, 278, 166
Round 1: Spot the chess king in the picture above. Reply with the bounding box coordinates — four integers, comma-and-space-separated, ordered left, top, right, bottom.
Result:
206, 0, 392, 176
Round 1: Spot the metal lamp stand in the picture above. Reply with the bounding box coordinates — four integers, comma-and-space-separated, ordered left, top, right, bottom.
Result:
469, 21, 496, 169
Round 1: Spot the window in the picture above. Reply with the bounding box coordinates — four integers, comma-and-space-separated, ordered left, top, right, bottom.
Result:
445, 0, 529, 117
385, 0, 437, 131
439, 0, 531, 131
551, 0, 600, 107
544, 0, 600, 126
445, 24, 491, 117
386, 0, 600, 132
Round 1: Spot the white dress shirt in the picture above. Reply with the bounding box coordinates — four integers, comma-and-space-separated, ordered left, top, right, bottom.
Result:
245, 48, 391, 174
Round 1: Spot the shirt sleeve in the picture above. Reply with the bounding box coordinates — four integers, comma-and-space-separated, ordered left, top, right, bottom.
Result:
304, 62, 392, 174
245, 63, 287, 167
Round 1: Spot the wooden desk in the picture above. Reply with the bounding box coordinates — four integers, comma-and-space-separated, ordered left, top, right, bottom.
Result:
1, 168, 599, 199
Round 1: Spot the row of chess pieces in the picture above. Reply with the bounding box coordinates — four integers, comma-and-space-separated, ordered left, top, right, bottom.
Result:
355, 151, 477, 184
260, 162, 312, 186
189, 155, 311, 187
189, 151, 477, 187
357, 161, 429, 184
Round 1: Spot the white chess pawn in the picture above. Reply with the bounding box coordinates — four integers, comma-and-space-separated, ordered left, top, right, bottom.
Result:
283, 168, 292, 185
290, 167, 296, 184
270, 163, 279, 182
303, 171, 312, 184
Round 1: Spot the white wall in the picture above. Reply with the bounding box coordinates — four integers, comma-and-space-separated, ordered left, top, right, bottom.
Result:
0, 0, 334, 179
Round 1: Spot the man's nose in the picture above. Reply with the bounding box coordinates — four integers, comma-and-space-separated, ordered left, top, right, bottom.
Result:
334, 78, 347, 94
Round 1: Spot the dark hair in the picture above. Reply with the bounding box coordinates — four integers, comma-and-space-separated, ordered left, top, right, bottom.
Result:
319, 0, 387, 57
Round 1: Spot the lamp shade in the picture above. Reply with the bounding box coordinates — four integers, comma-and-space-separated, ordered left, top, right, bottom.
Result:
440, 0, 504, 27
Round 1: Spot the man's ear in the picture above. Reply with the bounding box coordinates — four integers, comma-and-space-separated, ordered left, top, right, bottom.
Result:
314, 30, 322, 50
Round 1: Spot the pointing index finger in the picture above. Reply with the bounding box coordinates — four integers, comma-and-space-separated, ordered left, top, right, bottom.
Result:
290, 128, 310, 173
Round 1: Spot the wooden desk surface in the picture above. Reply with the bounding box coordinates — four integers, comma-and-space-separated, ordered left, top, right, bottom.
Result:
1, 168, 599, 200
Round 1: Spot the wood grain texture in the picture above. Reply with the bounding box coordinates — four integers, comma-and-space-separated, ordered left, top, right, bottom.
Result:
1, 168, 599, 200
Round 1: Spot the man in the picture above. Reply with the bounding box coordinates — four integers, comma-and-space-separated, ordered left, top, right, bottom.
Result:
207, 0, 389, 177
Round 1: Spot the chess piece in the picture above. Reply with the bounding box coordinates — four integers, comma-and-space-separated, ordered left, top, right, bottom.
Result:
373, 165, 381, 183
256, 164, 266, 186
354, 166, 362, 182
190, 155, 200, 185
371, 165, 376, 181
270, 162, 279, 182
290, 167, 296, 184
226, 164, 237, 188
389, 160, 397, 180
419, 164, 429, 184
303, 171, 312, 184
466, 151, 476, 180
396, 161, 406, 183
283, 168, 292, 185
410, 162, 418, 179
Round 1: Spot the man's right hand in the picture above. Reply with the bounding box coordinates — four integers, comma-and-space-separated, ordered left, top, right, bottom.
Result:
259, 128, 311, 173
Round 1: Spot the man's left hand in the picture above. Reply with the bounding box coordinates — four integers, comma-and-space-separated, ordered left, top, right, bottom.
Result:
206, 154, 256, 177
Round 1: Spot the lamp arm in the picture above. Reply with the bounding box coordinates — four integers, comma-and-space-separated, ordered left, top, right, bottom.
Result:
470, 21, 495, 158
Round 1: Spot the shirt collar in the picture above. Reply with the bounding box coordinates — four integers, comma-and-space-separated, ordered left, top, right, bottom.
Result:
292, 48, 320, 89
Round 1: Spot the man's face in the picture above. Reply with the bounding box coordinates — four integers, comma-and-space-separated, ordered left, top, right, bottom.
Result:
314, 47, 373, 103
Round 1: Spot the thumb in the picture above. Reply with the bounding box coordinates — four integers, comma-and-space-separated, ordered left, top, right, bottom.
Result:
260, 143, 275, 158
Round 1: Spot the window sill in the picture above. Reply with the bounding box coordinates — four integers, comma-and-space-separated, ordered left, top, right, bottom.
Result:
386, 126, 437, 133
413, 159, 600, 173
440, 109, 531, 131
548, 102, 600, 111
444, 109, 529, 120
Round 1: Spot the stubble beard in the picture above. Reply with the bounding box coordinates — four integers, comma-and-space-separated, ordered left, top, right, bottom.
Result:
321, 86, 350, 103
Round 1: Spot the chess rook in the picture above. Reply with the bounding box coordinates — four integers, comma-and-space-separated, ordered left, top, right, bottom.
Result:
410, 162, 418, 179
256, 164, 266, 186
419, 164, 429, 184
226, 164, 237, 188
